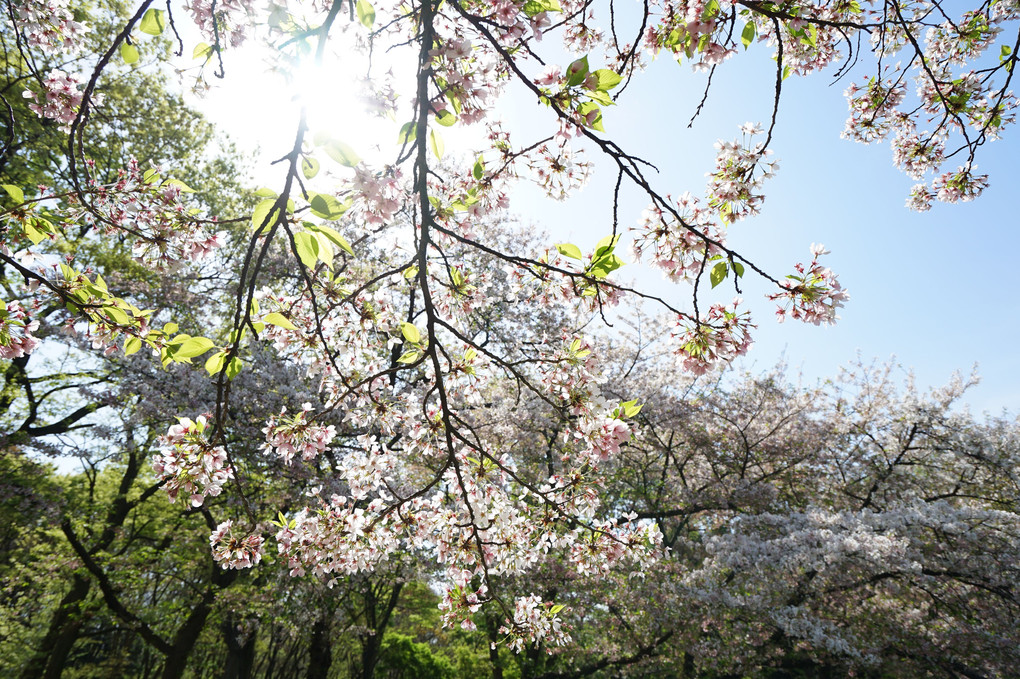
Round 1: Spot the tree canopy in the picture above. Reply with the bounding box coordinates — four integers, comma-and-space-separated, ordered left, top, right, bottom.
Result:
1, 0, 1018, 677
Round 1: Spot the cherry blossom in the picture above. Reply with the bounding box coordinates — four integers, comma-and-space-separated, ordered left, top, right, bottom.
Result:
152, 415, 233, 507
210, 520, 265, 569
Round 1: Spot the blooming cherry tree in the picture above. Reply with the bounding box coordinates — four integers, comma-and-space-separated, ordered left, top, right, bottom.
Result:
2, 0, 1018, 654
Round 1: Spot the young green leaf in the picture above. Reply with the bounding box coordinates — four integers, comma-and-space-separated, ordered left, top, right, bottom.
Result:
205, 351, 227, 376
398, 122, 417, 145
323, 140, 361, 167
710, 261, 728, 288
556, 243, 583, 260
307, 224, 355, 256
123, 336, 142, 356
429, 130, 445, 159
193, 42, 214, 61
2, 184, 24, 203
139, 8, 166, 35
301, 156, 320, 179
401, 322, 421, 344
741, 21, 756, 48
309, 193, 348, 220
251, 199, 280, 233
120, 43, 139, 64
293, 232, 320, 269
263, 312, 298, 330
356, 0, 375, 27
594, 68, 622, 91
176, 337, 215, 358
435, 109, 457, 127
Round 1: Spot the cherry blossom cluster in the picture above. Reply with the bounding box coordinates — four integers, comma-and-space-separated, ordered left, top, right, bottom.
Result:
274, 495, 401, 577
630, 193, 725, 285
23, 70, 97, 132
261, 403, 337, 465
641, 0, 736, 71
427, 28, 503, 125
891, 129, 946, 179
841, 77, 908, 144
152, 414, 233, 507
0, 301, 40, 359
768, 244, 848, 325
351, 167, 403, 228
82, 159, 224, 269
670, 300, 754, 375
500, 595, 571, 653
909, 164, 992, 210
706, 123, 777, 223
210, 520, 266, 569
185, 0, 257, 49
13, 0, 89, 55
438, 578, 488, 631
526, 141, 591, 200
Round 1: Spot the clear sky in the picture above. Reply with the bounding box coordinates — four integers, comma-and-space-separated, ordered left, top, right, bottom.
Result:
182, 10, 1020, 416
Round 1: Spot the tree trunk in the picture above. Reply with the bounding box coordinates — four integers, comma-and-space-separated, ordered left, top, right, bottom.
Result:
223, 616, 257, 679
19, 573, 91, 679
306, 615, 333, 679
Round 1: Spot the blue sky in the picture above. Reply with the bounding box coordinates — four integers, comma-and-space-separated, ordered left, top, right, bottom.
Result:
189, 14, 1020, 415
493, 44, 1020, 415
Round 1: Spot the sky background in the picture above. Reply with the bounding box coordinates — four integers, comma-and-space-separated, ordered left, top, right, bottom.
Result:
180, 5, 1020, 415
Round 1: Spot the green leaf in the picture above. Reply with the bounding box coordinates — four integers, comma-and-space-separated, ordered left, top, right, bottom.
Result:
565, 55, 590, 87
123, 336, 142, 356
254, 187, 277, 198
103, 305, 131, 325
176, 337, 215, 358
312, 232, 334, 268
263, 312, 298, 330
193, 42, 214, 61
301, 156, 320, 179
120, 43, 139, 64
308, 193, 348, 220
732, 261, 745, 278
594, 234, 619, 258
293, 231, 320, 269
251, 199, 280, 233
396, 350, 421, 364
435, 109, 457, 127
522, 0, 561, 16
621, 399, 643, 418
397, 122, 417, 145
556, 243, 583, 260
307, 224, 355, 256
429, 130, 444, 159
355, 0, 375, 27
593, 68, 622, 91
710, 261, 728, 288
226, 356, 243, 379
472, 156, 485, 180
577, 101, 604, 131
165, 178, 195, 193
323, 140, 361, 167
139, 8, 166, 36
2, 184, 24, 203
589, 253, 624, 278
401, 322, 421, 344
549, 604, 565, 615
741, 21, 756, 48
205, 350, 227, 375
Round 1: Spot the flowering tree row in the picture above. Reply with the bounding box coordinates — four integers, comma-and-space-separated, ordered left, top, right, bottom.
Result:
2, 0, 1017, 652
